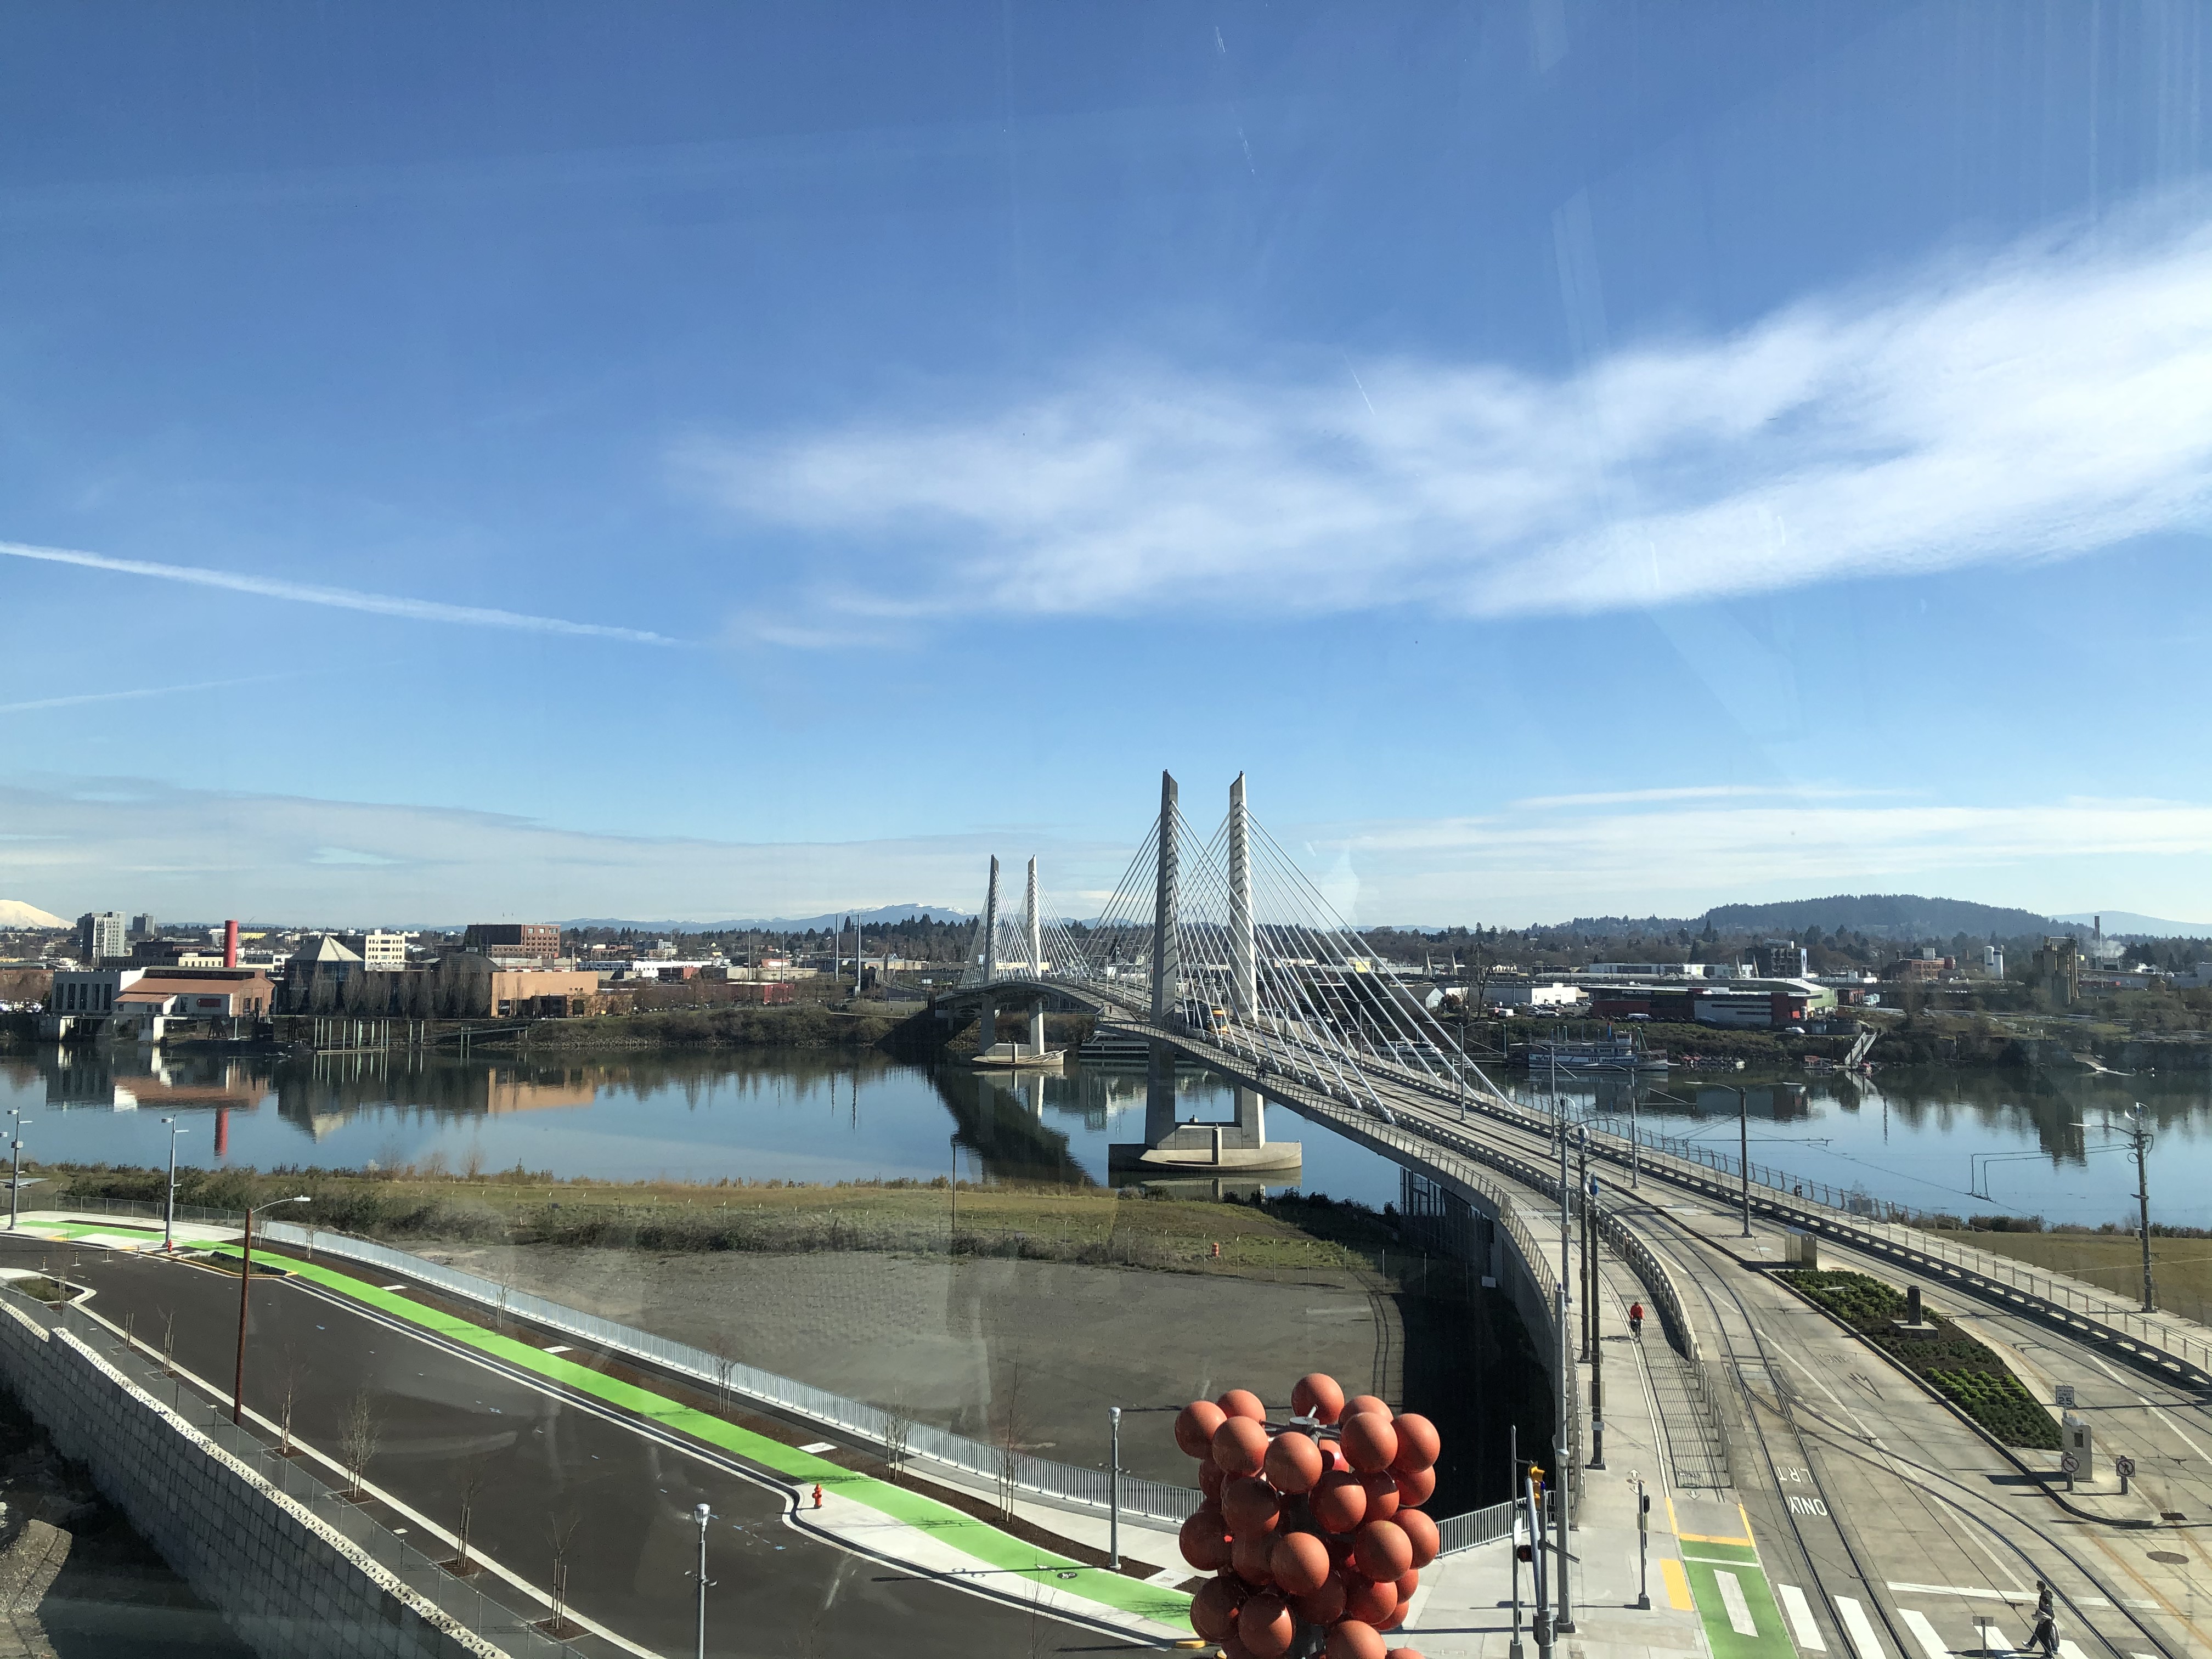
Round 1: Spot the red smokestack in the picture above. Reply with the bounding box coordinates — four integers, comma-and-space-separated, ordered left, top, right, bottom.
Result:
223, 919, 239, 968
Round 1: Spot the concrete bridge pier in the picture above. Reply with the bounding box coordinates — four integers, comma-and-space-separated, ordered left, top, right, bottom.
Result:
1028, 999, 1046, 1056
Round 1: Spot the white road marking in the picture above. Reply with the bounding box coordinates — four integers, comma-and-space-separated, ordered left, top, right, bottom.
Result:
1716, 1567, 1759, 1636
1778, 1582, 1826, 1650
1835, 1595, 1889, 1659
2075, 1346, 2212, 1471
1897, 1607, 1951, 1659
381, 1284, 407, 1291
543, 1344, 572, 1354
1887, 1583, 2112, 1609
797, 1442, 837, 1455
2057, 1643, 2092, 1659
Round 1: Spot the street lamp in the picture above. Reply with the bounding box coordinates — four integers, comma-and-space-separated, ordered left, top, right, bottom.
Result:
690, 1500, 715, 1659
949, 1134, 960, 1248
161, 1118, 189, 1251
233, 1195, 309, 1425
5, 1110, 29, 1231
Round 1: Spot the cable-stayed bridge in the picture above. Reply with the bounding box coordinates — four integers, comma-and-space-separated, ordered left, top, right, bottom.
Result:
936, 770, 1504, 1178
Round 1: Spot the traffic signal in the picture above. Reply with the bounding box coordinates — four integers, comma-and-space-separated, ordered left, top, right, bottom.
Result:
1515, 1541, 1534, 1562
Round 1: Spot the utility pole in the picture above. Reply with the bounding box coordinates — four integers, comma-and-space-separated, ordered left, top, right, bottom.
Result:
1734, 1084, 1751, 1238
5, 1110, 28, 1231
1587, 1171, 1605, 1469
2129, 1103, 2155, 1313
1108, 1407, 1122, 1570
1554, 1278, 1574, 1633
161, 1118, 188, 1252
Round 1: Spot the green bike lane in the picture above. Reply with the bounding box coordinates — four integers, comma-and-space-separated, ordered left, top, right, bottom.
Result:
198, 1238, 1195, 1635
1671, 1500, 1799, 1659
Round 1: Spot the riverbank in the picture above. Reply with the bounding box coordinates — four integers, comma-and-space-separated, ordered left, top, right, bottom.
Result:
41, 1163, 1415, 1281
1929, 1227, 2212, 1324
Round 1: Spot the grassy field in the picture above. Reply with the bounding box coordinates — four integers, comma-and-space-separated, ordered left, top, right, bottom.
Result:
42, 1163, 1415, 1284
1930, 1229, 2212, 1324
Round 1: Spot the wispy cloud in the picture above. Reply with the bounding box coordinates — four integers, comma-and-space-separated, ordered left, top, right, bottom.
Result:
1506, 784, 1891, 810
0, 674, 287, 715
687, 193, 2212, 629
0, 541, 681, 645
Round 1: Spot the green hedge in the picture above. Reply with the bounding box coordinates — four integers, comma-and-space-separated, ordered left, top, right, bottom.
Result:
1777, 1269, 2060, 1449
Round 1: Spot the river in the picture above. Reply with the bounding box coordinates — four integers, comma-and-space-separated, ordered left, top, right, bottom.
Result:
3, 1045, 2208, 1227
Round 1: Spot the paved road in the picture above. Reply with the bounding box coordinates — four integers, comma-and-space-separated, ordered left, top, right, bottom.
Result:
1, 1235, 1124, 1659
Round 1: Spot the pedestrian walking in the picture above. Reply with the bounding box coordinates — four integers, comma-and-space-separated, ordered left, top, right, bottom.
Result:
1628, 1301, 1645, 1341
2028, 1580, 2058, 1656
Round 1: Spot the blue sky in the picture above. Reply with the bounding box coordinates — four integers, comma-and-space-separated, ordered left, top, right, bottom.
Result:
4, 3, 2211, 928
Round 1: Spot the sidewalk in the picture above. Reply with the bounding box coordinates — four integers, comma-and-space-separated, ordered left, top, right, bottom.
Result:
1398, 1197, 1712, 1658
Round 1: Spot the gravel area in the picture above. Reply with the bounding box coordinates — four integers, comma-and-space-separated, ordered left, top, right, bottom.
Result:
410, 1243, 1397, 1487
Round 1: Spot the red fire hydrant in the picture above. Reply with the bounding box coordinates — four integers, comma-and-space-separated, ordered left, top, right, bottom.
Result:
812, 1483, 823, 1510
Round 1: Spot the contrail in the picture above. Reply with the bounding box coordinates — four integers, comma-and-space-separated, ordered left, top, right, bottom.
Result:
0, 674, 290, 714
0, 539, 682, 645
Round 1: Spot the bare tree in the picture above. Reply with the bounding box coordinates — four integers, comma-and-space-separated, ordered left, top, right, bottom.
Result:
994, 1364, 1028, 1520
448, 1472, 485, 1578
540, 1515, 584, 1638
161, 1308, 177, 1378
276, 1357, 302, 1458
707, 1335, 740, 1413
339, 1389, 380, 1500
881, 1386, 915, 1485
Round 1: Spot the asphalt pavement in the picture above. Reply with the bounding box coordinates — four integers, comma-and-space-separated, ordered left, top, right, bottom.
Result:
0, 1234, 1131, 1658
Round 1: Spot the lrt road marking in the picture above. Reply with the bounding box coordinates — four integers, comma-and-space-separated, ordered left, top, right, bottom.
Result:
1714, 1568, 1759, 1636
1896, 1607, 1953, 1659
1888, 1582, 2113, 1609
1832, 1595, 1886, 1659
1775, 1583, 1825, 1651
797, 1442, 838, 1455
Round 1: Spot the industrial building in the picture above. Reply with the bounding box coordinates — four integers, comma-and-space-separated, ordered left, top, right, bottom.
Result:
460, 923, 561, 961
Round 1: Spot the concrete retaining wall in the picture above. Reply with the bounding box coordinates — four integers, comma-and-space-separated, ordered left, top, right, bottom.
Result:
0, 1297, 505, 1659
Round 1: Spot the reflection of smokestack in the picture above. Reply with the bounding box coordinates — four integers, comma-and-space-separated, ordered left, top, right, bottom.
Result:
224, 919, 239, 968
215, 1108, 229, 1158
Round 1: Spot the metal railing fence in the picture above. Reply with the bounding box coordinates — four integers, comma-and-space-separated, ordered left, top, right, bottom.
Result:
1434, 1498, 1515, 1555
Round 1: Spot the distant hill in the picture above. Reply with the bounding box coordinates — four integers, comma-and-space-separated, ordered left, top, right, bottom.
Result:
2052, 910, 2212, 938
560, 902, 973, 933
1701, 894, 2061, 939
0, 900, 65, 929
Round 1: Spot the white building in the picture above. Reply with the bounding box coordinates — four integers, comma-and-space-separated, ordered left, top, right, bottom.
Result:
76, 911, 127, 962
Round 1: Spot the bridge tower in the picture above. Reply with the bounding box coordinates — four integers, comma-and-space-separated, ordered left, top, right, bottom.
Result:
1226, 774, 1267, 1151
1024, 856, 1046, 1056
1146, 771, 1180, 1144
978, 855, 999, 1057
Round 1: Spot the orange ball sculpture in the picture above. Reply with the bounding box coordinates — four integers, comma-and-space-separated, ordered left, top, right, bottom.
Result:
1292, 1371, 1347, 1423
1176, 1399, 1228, 1458
1325, 1621, 1387, 1659
1264, 1429, 1324, 1494
1213, 1415, 1271, 1477
1340, 1412, 1400, 1475
1239, 1590, 1295, 1657
1271, 1531, 1331, 1596
1176, 1376, 1429, 1659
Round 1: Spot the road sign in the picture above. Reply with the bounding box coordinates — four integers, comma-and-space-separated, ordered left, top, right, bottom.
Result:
2114, 1454, 2136, 1476
2055, 1384, 2076, 1409
2059, 1452, 2079, 1475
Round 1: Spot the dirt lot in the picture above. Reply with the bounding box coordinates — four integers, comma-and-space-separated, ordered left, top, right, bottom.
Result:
411, 1242, 1398, 1487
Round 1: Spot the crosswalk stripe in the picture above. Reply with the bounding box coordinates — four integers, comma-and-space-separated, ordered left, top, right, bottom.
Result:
1898, 1609, 1949, 1659
2058, 1643, 2092, 1659
1777, 1583, 1826, 1651
1834, 1596, 1888, 1659
1716, 1567, 1759, 1636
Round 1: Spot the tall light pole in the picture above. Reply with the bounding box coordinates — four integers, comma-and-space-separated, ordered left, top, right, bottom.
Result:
234, 1195, 308, 1424
161, 1118, 188, 1251
691, 1500, 714, 1659
2128, 1103, 2155, 1313
5, 1110, 29, 1231
1724, 1084, 1751, 1238
948, 1134, 959, 1249
1108, 1407, 1122, 1570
